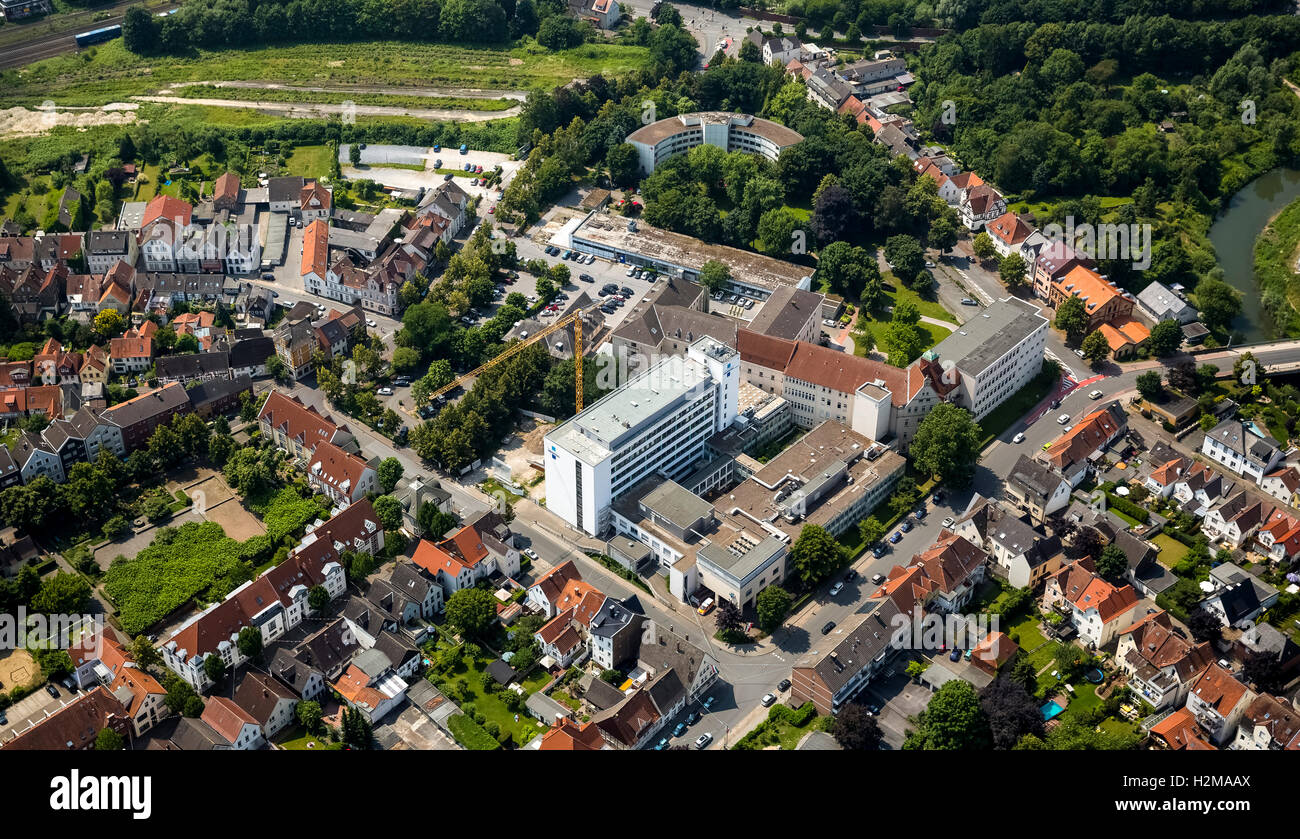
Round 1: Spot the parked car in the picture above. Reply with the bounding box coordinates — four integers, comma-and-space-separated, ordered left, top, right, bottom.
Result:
821, 621, 837, 635
1074, 348, 1086, 358
620, 286, 633, 296
900, 519, 914, 533
366, 318, 377, 327
1057, 413, 1070, 424
45, 684, 59, 698
844, 569, 858, 581
694, 733, 713, 749
701, 695, 716, 710
872, 545, 886, 558
1089, 389, 1103, 400
579, 273, 593, 282
626, 265, 636, 276
523, 547, 538, 560
673, 722, 686, 737
960, 298, 978, 306
0, 709, 6, 725
829, 582, 844, 596
377, 387, 393, 396
871, 573, 886, 585
1013, 432, 1025, 444
942, 516, 956, 528
777, 679, 791, 692
949, 648, 962, 662
760, 693, 777, 707
686, 710, 700, 725
654, 737, 669, 750
889, 531, 903, 544
443, 173, 454, 181
913, 508, 926, 520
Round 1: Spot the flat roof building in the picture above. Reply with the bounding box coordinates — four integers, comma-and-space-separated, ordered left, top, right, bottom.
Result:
626, 111, 803, 176
570, 211, 813, 299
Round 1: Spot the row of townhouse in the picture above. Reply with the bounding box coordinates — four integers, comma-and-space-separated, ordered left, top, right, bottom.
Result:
271, 303, 364, 382
256, 389, 377, 505
160, 497, 383, 692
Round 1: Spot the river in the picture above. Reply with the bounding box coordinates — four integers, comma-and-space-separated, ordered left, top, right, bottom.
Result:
1208, 166, 1300, 341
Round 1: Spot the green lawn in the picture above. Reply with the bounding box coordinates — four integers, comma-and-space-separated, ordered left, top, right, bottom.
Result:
276, 729, 339, 750
1059, 682, 1102, 722
285, 145, 337, 180
431, 646, 552, 748
1150, 533, 1189, 569
5, 39, 652, 106
733, 703, 831, 750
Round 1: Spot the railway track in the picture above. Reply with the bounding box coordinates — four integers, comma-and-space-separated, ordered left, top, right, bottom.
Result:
0, 32, 80, 71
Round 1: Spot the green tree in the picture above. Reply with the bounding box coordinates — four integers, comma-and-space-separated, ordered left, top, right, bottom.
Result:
296, 700, 324, 734
910, 404, 983, 486
203, 653, 226, 685
130, 635, 162, 671
903, 680, 992, 750
1135, 370, 1164, 401
884, 234, 926, 288
699, 259, 732, 293
858, 516, 885, 547
1080, 330, 1111, 365
350, 144, 362, 166
237, 625, 263, 660
755, 585, 792, 633
417, 502, 457, 538
998, 253, 1028, 290
972, 232, 997, 262
1096, 543, 1129, 581
373, 495, 404, 532
606, 143, 640, 188
1195, 276, 1241, 333
1148, 319, 1183, 357
1053, 296, 1088, 340
833, 704, 882, 750
789, 524, 843, 587
445, 587, 497, 638
307, 585, 329, 613
95, 728, 125, 750
376, 457, 404, 494
30, 572, 91, 614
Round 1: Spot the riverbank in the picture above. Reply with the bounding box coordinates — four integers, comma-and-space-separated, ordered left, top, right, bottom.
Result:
1251, 192, 1300, 338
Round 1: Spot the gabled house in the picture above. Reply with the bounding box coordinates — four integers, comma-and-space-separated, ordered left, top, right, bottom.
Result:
1005, 454, 1071, 524
257, 390, 353, 462
1201, 418, 1284, 483
985, 211, 1034, 258
958, 184, 1006, 231
332, 647, 408, 724
1149, 707, 1217, 750
1260, 466, 1300, 509
1041, 557, 1141, 649
231, 670, 298, 741
108, 335, 153, 374
66, 633, 170, 737
1202, 492, 1270, 550
1115, 610, 1213, 711
790, 598, 901, 716
1254, 508, 1300, 566
200, 696, 264, 750
0, 686, 131, 751
1185, 663, 1255, 746
1232, 693, 1300, 750
388, 560, 445, 618
1201, 562, 1277, 629
1144, 456, 1190, 499
1171, 462, 1234, 518
1041, 403, 1126, 488
305, 440, 376, 504
900, 531, 988, 614
953, 496, 1064, 590
410, 510, 522, 601
137, 195, 194, 272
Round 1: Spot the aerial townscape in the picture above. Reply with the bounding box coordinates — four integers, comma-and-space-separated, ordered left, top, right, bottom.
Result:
4, 0, 1300, 775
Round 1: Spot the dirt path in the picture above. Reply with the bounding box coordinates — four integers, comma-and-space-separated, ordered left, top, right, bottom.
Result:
0, 103, 138, 139
133, 95, 519, 122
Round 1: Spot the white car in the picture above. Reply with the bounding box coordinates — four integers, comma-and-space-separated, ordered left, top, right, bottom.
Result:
829, 582, 844, 596
1074, 348, 1086, 358
377, 387, 393, 396
524, 547, 538, 560
1012, 432, 1025, 444
366, 318, 377, 328
942, 516, 956, 529
1057, 413, 1070, 425
626, 265, 636, 276
1089, 389, 1103, 400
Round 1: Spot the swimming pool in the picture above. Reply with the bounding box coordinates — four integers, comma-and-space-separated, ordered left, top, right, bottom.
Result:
1040, 699, 1066, 721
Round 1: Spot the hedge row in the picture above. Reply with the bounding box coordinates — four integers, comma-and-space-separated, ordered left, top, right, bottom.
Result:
1105, 492, 1150, 524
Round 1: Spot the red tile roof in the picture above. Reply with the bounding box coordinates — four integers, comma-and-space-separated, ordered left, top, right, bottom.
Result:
539, 718, 603, 750
201, 695, 259, 744
301, 218, 330, 278
258, 390, 344, 450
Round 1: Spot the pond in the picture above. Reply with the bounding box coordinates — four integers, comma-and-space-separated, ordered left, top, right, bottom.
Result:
1209, 167, 1300, 341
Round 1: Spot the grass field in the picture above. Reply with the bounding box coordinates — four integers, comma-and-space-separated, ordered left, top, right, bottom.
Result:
1150, 533, 1190, 569
285, 145, 337, 180
3, 40, 651, 106
176, 83, 518, 112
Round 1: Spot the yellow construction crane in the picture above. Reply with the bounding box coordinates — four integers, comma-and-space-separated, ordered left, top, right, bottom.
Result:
423, 302, 598, 412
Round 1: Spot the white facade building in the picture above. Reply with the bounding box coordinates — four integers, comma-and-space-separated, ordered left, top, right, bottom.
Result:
544, 337, 739, 536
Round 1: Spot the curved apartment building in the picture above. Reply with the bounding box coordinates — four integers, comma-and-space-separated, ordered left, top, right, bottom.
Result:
626, 112, 804, 176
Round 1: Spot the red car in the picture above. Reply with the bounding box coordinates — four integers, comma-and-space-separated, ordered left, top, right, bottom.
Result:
489, 206, 495, 214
